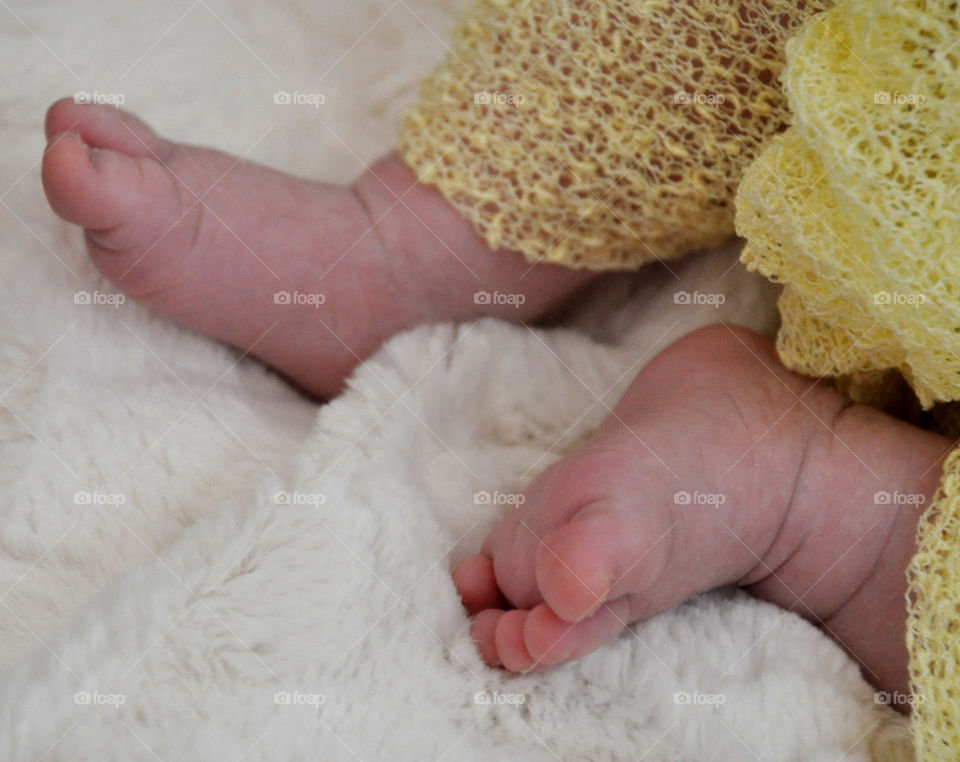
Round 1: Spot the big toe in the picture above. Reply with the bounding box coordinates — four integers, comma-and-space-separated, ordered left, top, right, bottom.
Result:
481, 443, 676, 623
535, 500, 673, 623
43, 130, 141, 231
45, 98, 168, 159
42, 99, 189, 269
42, 128, 190, 295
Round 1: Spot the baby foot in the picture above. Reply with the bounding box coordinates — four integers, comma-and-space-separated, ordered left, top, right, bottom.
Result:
42, 99, 589, 398
455, 325, 949, 697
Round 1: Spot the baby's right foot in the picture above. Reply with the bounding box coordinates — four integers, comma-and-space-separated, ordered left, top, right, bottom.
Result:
42, 100, 589, 398
456, 326, 949, 700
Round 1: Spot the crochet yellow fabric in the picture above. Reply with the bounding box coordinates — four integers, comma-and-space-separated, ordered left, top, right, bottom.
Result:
399, 0, 829, 269
909, 451, 960, 762
735, 0, 960, 757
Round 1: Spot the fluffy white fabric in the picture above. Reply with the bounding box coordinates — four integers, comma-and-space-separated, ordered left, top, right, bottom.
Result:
0, 1, 912, 759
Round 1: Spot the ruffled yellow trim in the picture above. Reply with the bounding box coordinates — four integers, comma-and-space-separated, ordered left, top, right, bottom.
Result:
736, 0, 960, 409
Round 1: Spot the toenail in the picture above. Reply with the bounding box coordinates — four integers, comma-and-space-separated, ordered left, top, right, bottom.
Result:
71, 132, 94, 161
579, 591, 611, 622
577, 569, 616, 621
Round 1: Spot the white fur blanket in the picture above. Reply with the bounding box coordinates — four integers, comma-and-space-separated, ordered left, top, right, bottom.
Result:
0, 1, 912, 759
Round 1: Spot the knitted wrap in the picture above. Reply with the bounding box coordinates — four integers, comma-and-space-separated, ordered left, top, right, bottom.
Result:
734, 0, 960, 757
908, 450, 960, 761
399, 0, 828, 269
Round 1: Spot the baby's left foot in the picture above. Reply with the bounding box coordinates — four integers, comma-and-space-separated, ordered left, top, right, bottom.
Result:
455, 325, 948, 697
41, 100, 589, 398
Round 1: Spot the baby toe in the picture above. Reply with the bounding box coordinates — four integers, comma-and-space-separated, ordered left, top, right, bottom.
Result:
45, 98, 169, 159
453, 554, 507, 615
523, 599, 630, 669
42, 130, 153, 234
471, 609, 505, 666
494, 610, 537, 672
535, 500, 672, 623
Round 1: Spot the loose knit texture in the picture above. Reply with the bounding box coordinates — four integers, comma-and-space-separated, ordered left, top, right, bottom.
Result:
734, 0, 960, 758
399, 0, 829, 269
908, 450, 960, 762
